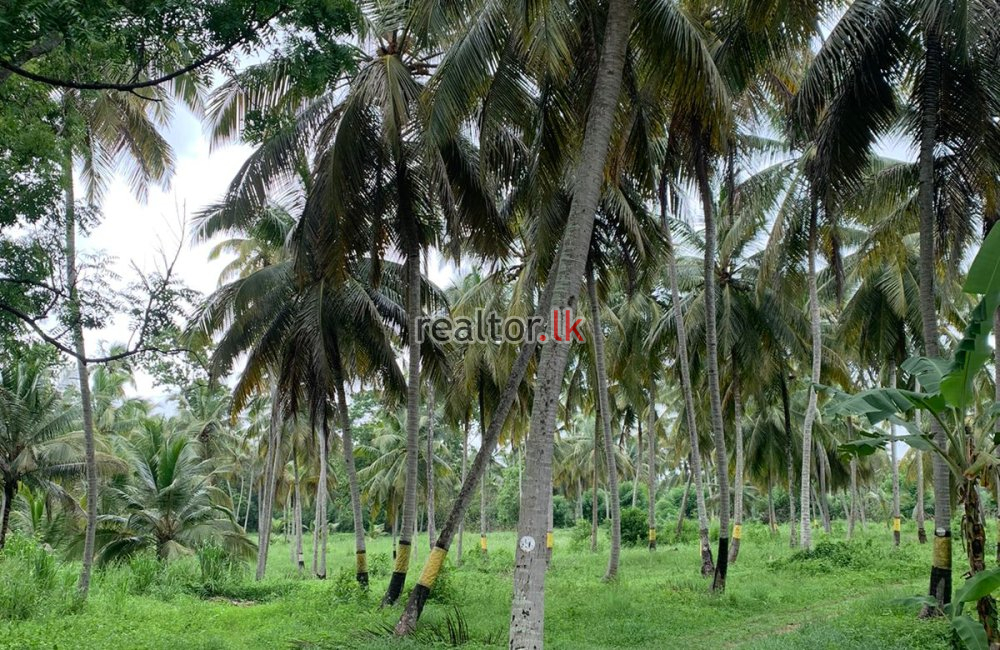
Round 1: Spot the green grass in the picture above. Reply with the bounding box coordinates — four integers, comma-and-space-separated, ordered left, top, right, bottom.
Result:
0, 523, 951, 649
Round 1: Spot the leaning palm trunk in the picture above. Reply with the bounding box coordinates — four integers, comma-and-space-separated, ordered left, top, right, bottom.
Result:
587, 265, 621, 580
918, 31, 951, 611
729, 378, 744, 563
659, 171, 713, 575
799, 194, 821, 550
591, 408, 600, 553
507, 0, 633, 640
393, 259, 561, 635
849, 456, 858, 539
382, 239, 422, 606
675, 460, 691, 540
63, 140, 99, 597
694, 135, 730, 593
647, 383, 657, 550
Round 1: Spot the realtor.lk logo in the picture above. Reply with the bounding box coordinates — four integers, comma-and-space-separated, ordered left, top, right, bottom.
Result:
417, 309, 585, 344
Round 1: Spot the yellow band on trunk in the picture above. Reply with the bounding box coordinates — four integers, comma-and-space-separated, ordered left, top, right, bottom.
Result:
648, 528, 656, 542
546, 532, 553, 549
480, 536, 487, 551
932, 535, 952, 568
356, 551, 367, 573
417, 547, 448, 588
733, 524, 742, 540
394, 542, 411, 573
892, 518, 901, 532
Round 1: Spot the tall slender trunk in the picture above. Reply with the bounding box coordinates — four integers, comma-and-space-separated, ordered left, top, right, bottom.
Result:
313, 417, 328, 579
395, 266, 561, 635
693, 133, 730, 593
800, 192, 821, 550
849, 457, 858, 539
479, 382, 488, 557
457, 414, 468, 566
255, 385, 283, 580
591, 406, 600, 554
889, 362, 901, 547
767, 477, 777, 536
915, 405, 927, 543
587, 265, 620, 580
508, 0, 632, 638
243, 475, 253, 531
425, 257, 437, 553
919, 30, 951, 610
659, 169, 713, 576
235, 476, 245, 527
381, 161, 423, 607
329, 350, 367, 585
426, 384, 436, 552
781, 374, 797, 548
729, 378, 744, 563
62, 138, 99, 596
647, 383, 657, 550
676, 461, 691, 540
293, 447, 304, 574
817, 449, 831, 534
632, 423, 640, 509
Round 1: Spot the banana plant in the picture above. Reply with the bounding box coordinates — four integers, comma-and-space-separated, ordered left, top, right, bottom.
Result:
823, 225, 1000, 648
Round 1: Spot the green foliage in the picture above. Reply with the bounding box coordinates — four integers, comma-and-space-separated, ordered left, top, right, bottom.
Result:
0, 534, 78, 620
619, 507, 647, 546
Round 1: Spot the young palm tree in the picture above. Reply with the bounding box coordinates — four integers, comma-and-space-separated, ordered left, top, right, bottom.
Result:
0, 359, 86, 547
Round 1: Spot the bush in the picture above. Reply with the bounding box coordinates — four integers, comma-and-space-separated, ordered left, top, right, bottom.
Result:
0, 534, 77, 620
618, 482, 649, 512
552, 495, 573, 528
620, 507, 648, 546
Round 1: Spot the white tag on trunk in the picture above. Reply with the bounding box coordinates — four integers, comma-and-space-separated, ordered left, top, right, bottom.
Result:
518, 536, 536, 553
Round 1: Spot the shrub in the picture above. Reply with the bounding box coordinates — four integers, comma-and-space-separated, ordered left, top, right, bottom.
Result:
620, 507, 647, 546
551, 495, 573, 528
0, 534, 77, 620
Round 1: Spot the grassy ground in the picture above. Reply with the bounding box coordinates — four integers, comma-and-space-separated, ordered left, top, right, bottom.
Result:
0, 522, 952, 649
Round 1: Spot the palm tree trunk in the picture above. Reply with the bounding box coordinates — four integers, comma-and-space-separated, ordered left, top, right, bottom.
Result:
781, 373, 798, 548
0, 480, 15, 549
729, 378, 744, 563
587, 265, 621, 580
62, 139, 99, 597
507, 0, 632, 639
255, 386, 283, 581
395, 269, 561, 634
849, 457, 858, 539
313, 417, 327, 579
767, 477, 777, 536
426, 378, 436, 552
659, 169, 713, 576
293, 448, 304, 574
818, 450, 831, 534
676, 460, 691, 540
591, 406, 600, 554
244, 468, 254, 531
457, 414, 468, 566
889, 362, 901, 547
693, 131, 730, 593
632, 422, 640, 509
332, 378, 366, 584
382, 236, 422, 606
915, 405, 927, 543
647, 383, 657, 550
800, 192, 821, 550
235, 476, 245, 527
918, 30, 951, 611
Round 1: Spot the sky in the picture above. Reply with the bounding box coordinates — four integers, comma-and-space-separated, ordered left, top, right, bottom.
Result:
81, 101, 458, 404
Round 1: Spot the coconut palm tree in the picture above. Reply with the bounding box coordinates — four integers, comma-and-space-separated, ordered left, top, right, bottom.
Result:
96, 418, 254, 563
0, 359, 86, 548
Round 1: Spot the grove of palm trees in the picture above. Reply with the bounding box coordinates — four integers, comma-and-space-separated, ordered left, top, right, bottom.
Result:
2, 0, 1000, 648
